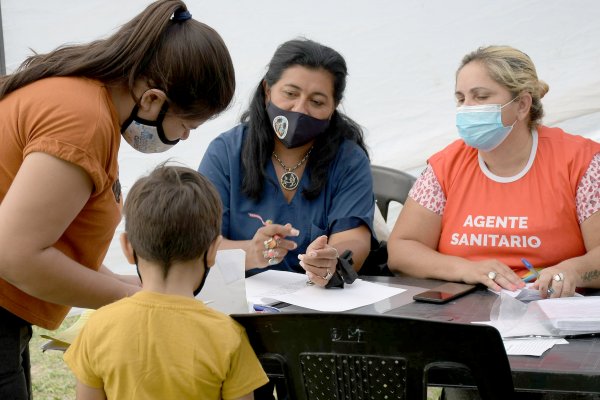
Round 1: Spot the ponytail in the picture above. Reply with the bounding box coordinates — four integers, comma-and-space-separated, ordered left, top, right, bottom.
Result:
0, 0, 234, 119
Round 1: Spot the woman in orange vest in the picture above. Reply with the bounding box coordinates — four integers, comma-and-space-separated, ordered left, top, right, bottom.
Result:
388, 45, 600, 299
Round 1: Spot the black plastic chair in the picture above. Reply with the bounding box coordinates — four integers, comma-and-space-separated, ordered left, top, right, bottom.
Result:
234, 313, 514, 400
371, 165, 416, 221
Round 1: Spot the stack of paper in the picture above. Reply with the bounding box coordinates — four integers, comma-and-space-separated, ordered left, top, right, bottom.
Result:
534, 297, 600, 333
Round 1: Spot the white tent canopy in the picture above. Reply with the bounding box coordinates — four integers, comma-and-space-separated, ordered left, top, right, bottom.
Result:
2, 0, 599, 183
2, 0, 599, 273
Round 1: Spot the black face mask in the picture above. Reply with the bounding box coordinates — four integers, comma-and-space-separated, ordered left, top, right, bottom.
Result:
193, 252, 211, 297
133, 251, 210, 297
266, 102, 330, 148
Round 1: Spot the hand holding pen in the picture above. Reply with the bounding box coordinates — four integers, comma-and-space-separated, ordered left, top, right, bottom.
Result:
247, 213, 299, 269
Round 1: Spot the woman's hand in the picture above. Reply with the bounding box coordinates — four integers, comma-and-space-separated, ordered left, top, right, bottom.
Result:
299, 235, 339, 287
533, 262, 578, 298
246, 223, 299, 269
460, 259, 524, 292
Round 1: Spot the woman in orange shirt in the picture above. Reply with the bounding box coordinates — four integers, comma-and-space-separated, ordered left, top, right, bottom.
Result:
0, 1, 234, 398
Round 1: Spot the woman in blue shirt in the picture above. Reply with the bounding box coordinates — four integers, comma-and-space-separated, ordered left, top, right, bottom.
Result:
199, 38, 375, 286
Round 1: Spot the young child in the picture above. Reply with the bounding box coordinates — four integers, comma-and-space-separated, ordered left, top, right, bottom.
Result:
64, 165, 268, 399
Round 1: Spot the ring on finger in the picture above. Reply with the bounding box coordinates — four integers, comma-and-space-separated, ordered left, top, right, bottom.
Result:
547, 287, 555, 295
263, 249, 277, 259
553, 272, 564, 282
268, 257, 280, 266
487, 271, 497, 281
264, 237, 277, 250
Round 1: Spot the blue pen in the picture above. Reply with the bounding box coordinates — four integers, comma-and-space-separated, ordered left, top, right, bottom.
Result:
521, 258, 539, 282
253, 304, 280, 313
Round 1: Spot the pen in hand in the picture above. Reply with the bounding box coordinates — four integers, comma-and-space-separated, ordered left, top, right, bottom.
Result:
521, 258, 539, 282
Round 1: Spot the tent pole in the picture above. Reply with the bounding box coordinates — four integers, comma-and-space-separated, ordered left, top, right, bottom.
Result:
0, 1, 6, 75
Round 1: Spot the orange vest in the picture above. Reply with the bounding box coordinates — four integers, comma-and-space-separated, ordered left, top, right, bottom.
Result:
429, 126, 600, 276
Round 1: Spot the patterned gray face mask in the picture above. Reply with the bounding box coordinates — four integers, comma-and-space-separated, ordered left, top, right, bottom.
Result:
121, 103, 178, 153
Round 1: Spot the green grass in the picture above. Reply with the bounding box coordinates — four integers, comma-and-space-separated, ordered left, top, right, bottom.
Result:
30, 316, 442, 400
30, 316, 77, 400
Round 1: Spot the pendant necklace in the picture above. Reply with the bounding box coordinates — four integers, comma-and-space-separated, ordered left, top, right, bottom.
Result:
272, 147, 313, 191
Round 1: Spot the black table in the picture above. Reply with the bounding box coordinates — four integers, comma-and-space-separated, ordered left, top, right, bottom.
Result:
282, 275, 600, 395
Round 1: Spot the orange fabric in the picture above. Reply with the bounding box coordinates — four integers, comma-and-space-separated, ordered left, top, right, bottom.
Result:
0, 77, 122, 329
429, 126, 600, 276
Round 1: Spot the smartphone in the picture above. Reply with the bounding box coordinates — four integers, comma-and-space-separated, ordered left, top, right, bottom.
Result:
413, 282, 477, 304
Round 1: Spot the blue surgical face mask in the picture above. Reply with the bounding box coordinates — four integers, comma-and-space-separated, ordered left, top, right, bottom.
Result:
456, 98, 518, 152
120, 103, 178, 153
266, 102, 330, 148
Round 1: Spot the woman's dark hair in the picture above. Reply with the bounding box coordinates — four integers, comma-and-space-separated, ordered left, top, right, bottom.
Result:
240, 38, 368, 200
0, 0, 235, 121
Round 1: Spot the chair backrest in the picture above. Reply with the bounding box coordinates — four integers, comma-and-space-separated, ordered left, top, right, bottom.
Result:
233, 313, 514, 400
371, 165, 416, 220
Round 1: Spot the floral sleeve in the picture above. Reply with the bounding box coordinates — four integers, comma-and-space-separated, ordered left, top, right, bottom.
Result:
576, 153, 600, 223
407, 164, 446, 216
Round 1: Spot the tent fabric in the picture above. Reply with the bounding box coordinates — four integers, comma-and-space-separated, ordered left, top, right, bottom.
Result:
2, 0, 599, 272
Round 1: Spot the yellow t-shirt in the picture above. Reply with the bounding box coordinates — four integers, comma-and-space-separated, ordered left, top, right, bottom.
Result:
64, 291, 268, 399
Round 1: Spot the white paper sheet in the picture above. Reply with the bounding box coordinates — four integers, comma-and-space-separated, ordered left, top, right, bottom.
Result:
472, 320, 555, 339
245, 270, 405, 312
196, 249, 249, 314
502, 338, 569, 356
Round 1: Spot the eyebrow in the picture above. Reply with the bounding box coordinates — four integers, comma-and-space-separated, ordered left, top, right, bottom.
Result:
283, 84, 330, 99
455, 87, 492, 96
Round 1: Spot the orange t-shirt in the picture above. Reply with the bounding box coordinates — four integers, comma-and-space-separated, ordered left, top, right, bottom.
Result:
0, 77, 122, 329
429, 126, 600, 276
